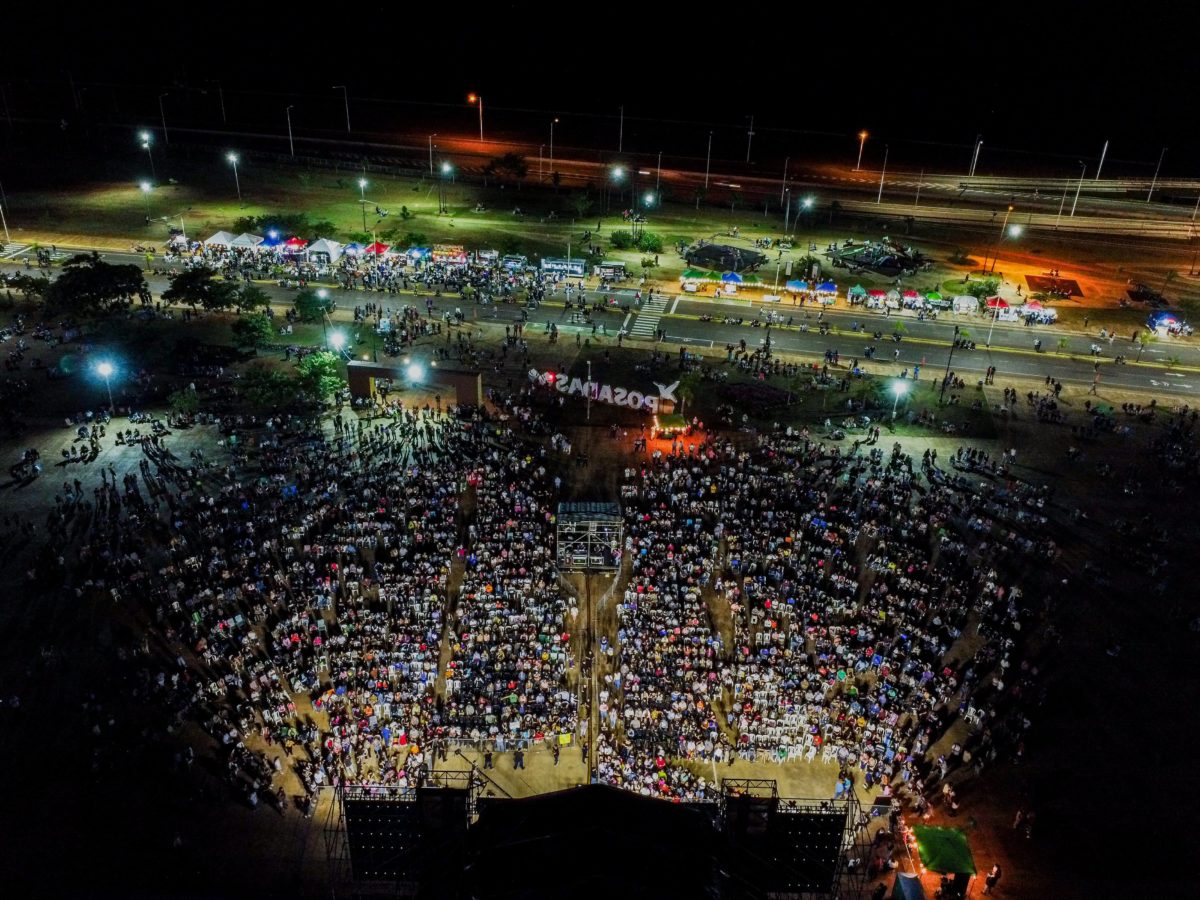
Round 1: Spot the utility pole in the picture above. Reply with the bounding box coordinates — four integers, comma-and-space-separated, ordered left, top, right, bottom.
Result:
914, 167, 924, 207
332, 86, 351, 133
1147, 147, 1167, 202
215, 81, 226, 124
656, 150, 662, 193
429, 134, 436, 175
286, 105, 295, 158
746, 115, 755, 162
1095, 139, 1108, 180
939, 326, 960, 406
780, 156, 789, 205
618, 105, 623, 152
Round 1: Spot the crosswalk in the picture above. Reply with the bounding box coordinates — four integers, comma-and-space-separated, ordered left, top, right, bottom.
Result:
628, 294, 671, 338
0, 243, 29, 260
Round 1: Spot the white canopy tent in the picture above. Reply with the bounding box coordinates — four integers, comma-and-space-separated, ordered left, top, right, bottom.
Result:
204, 230, 236, 248
307, 238, 343, 264
230, 232, 263, 249
203, 231, 237, 248
952, 295, 979, 314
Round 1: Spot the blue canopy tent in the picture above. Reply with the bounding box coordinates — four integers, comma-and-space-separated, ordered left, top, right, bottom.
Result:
259, 231, 284, 248
891, 873, 927, 900
721, 271, 743, 284
786, 280, 808, 292
817, 281, 838, 294
343, 242, 365, 256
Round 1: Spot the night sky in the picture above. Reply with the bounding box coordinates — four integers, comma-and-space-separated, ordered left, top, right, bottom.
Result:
4, 4, 1196, 170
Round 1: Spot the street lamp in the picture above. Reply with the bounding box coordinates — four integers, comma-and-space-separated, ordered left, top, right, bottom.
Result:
467, 93, 483, 142
227, 153, 242, 205
139, 131, 157, 184
96, 361, 116, 411
549, 118, 559, 180
439, 163, 452, 213
317, 289, 330, 340
969, 136, 983, 177
428, 134, 437, 175
855, 131, 868, 172
610, 165, 625, 212
285, 105, 295, 158
644, 192, 655, 208
139, 181, 152, 221
329, 331, 347, 357
358, 178, 368, 231
406, 363, 425, 382
939, 325, 960, 406
891, 380, 908, 421
158, 94, 170, 145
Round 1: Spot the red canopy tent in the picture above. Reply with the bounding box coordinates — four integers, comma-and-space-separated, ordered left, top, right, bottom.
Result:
1024, 300, 1044, 310
902, 289, 921, 300
985, 296, 1008, 308
283, 236, 308, 250
867, 289, 887, 299
363, 242, 391, 256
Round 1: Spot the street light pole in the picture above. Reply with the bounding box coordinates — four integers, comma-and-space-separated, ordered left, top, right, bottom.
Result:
876, 146, 888, 204
1070, 162, 1087, 217
618, 105, 623, 153
855, 131, 867, 172
987, 206, 1013, 275
939, 326, 960, 406
332, 86, 351, 133
1147, 147, 1167, 202
140, 132, 157, 183
745, 114, 754, 163
780, 156, 789, 205
140, 182, 152, 221
359, 178, 368, 231
286, 106, 295, 158
784, 189, 791, 231
969, 136, 982, 177
429, 134, 436, 175
0, 196, 10, 243
227, 153, 242, 205
158, 94, 170, 145
214, 81, 226, 124
656, 150, 662, 193
704, 131, 712, 190
550, 118, 558, 180
1095, 139, 1109, 180
468, 94, 483, 142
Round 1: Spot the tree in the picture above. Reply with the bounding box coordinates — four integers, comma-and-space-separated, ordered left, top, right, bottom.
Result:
570, 190, 593, 219
168, 386, 200, 417
675, 370, 703, 415
232, 213, 336, 240
640, 257, 658, 276
9, 274, 50, 301
44, 252, 146, 316
231, 312, 275, 353
295, 351, 344, 404
964, 278, 1000, 300
235, 284, 271, 314
635, 231, 664, 254
488, 153, 528, 187
162, 267, 237, 311
240, 365, 297, 408
610, 230, 634, 250
294, 288, 332, 322
551, 172, 562, 192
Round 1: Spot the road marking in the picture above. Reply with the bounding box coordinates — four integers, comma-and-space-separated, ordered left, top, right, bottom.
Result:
621, 313, 631, 332
667, 335, 714, 348
0, 243, 29, 260
669, 294, 680, 315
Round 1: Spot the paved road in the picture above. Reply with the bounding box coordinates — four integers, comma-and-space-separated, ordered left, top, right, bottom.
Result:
5, 248, 1197, 401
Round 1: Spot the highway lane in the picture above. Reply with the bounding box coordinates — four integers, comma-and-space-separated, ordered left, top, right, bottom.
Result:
4, 250, 1196, 401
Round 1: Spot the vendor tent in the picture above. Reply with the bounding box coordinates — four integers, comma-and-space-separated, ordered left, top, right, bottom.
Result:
1024, 300, 1044, 310
204, 231, 236, 248
283, 237, 308, 252
985, 296, 1008, 309
786, 280, 808, 292
1148, 311, 1181, 329
260, 232, 284, 248
891, 873, 927, 900
817, 281, 837, 294
952, 295, 979, 313
848, 284, 867, 298
343, 242, 365, 256
230, 232, 263, 249
307, 238, 342, 264
721, 271, 744, 284
901, 289, 921, 301
912, 826, 976, 876
363, 242, 391, 256
867, 289, 887, 299
925, 291, 943, 302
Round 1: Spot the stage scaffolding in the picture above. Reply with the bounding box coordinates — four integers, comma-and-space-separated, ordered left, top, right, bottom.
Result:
555, 502, 622, 571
